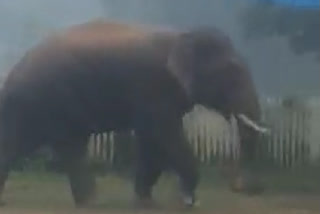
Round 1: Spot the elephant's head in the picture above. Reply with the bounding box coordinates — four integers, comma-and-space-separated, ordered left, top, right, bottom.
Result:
168, 27, 269, 194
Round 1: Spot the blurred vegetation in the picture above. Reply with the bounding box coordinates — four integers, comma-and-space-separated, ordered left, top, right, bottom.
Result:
12, 147, 55, 172
241, 2, 319, 57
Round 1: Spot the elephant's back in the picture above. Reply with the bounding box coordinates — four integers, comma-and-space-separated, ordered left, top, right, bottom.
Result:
4, 20, 179, 83
44, 19, 179, 53
0, 20, 184, 138
3, 20, 177, 88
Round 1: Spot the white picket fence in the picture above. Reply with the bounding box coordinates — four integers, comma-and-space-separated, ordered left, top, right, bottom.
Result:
88, 97, 320, 168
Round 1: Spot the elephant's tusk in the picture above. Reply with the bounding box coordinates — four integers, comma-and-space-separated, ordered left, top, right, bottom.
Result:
237, 114, 270, 134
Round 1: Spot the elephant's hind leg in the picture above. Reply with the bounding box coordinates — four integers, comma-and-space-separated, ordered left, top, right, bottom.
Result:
53, 136, 96, 207
0, 157, 9, 206
0, 132, 25, 206
0, 137, 34, 206
134, 132, 166, 207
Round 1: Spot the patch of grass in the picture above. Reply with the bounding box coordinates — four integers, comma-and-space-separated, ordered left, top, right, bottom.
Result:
261, 167, 320, 194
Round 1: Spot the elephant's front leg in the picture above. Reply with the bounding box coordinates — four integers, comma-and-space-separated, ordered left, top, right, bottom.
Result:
163, 120, 200, 207
230, 123, 264, 195
133, 126, 167, 208
153, 116, 199, 207
134, 113, 199, 208
53, 137, 96, 207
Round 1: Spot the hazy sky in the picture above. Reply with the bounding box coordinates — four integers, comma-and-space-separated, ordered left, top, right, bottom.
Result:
0, 0, 318, 97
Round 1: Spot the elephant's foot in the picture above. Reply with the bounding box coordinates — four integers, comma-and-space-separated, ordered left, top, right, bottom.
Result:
133, 197, 160, 210
229, 171, 265, 195
74, 199, 95, 208
74, 190, 97, 208
180, 193, 200, 208
0, 199, 6, 207
0, 190, 5, 207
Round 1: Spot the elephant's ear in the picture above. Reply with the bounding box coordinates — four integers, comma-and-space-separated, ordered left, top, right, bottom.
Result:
167, 33, 195, 98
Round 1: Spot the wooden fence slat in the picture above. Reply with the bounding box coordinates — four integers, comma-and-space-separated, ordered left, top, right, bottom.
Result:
87, 98, 318, 168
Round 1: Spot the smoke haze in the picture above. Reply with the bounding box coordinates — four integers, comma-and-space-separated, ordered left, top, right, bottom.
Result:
0, 0, 318, 97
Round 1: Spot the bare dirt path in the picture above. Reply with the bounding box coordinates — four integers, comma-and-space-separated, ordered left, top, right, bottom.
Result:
0, 172, 319, 214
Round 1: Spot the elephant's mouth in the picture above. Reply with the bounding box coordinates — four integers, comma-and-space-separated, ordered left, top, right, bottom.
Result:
236, 114, 270, 135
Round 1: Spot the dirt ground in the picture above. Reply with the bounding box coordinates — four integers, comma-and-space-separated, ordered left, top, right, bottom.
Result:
0, 171, 319, 214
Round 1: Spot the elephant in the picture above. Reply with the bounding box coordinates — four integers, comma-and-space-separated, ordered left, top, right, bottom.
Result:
0, 19, 268, 208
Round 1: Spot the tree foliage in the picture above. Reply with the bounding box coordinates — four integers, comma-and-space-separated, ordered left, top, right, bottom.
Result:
241, 2, 319, 56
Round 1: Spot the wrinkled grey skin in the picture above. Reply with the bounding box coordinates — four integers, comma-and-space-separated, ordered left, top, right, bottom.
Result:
0, 20, 264, 208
